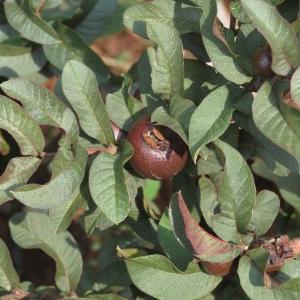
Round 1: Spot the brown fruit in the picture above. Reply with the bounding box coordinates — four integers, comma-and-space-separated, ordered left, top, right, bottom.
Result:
253, 235, 294, 273
201, 260, 233, 276
127, 116, 188, 180
252, 47, 273, 78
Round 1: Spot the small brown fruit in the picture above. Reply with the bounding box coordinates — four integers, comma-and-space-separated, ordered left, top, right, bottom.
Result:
127, 116, 188, 180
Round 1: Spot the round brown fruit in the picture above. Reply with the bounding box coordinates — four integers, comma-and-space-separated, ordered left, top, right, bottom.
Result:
252, 47, 273, 78
127, 116, 188, 180
201, 260, 233, 276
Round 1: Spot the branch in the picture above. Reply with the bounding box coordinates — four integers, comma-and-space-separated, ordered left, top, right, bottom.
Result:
35, 0, 46, 17
87, 144, 118, 155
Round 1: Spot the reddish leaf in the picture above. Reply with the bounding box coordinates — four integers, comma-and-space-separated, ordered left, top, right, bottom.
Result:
169, 192, 242, 262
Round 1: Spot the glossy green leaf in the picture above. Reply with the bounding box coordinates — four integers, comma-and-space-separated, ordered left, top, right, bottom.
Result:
248, 190, 280, 237
189, 86, 235, 162
9, 211, 83, 292
89, 140, 133, 224
43, 23, 109, 84
62, 60, 114, 144
12, 144, 88, 209
238, 256, 300, 300
126, 254, 222, 300
0, 157, 40, 205
4, 0, 60, 44
76, 0, 117, 43
1, 79, 79, 146
0, 238, 19, 291
214, 139, 256, 234
0, 95, 45, 156
253, 82, 300, 168
241, 0, 300, 75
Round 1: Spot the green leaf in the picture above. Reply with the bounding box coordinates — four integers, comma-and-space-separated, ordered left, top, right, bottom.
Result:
168, 95, 196, 133
12, 144, 88, 209
248, 190, 280, 237
235, 111, 300, 174
291, 66, 300, 108
82, 206, 114, 234
89, 140, 133, 224
49, 189, 86, 233
158, 211, 193, 270
4, 0, 60, 45
125, 254, 222, 300
169, 193, 241, 262
199, 176, 219, 227
252, 159, 300, 214
143, 179, 161, 202
106, 79, 146, 131
214, 139, 256, 234
0, 24, 19, 42
0, 238, 19, 291
253, 82, 300, 168
146, 21, 184, 96
241, 0, 300, 75
76, 0, 117, 43
1, 79, 79, 146
62, 60, 114, 145
235, 24, 266, 60
189, 86, 235, 162
197, 146, 223, 175
0, 95, 45, 156
0, 157, 40, 205
43, 23, 109, 84
0, 45, 47, 78
151, 106, 187, 143
193, 0, 251, 84
238, 256, 300, 300
123, 0, 199, 36
9, 211, 83, 292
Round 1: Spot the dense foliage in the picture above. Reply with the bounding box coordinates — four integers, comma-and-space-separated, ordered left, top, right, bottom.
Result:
0, 0, 300, 299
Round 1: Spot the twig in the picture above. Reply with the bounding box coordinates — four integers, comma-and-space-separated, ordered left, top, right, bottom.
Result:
87, 144, 118, 155
35, 0, 46, 17
40, 144, 118, 162
2, 288, 30, 300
